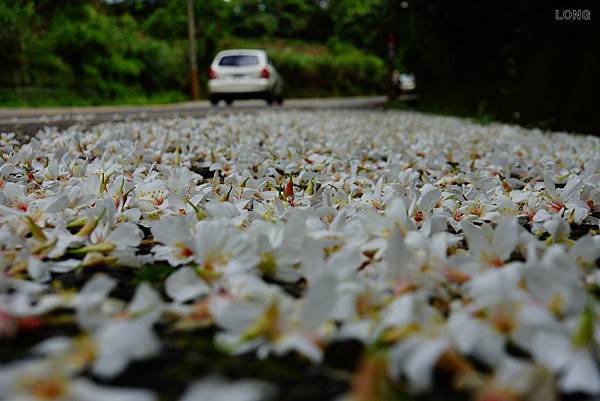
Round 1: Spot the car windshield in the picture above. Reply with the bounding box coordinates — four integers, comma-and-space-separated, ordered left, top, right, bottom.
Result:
218, 55, 259, 67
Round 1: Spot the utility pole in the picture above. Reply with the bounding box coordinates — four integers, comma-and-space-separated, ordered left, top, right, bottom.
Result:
187, 0, 200, 100
386, 0, 396, 101
387, 32, 396, 100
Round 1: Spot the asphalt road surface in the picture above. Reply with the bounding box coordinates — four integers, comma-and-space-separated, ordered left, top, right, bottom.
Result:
0, 96, 405, 136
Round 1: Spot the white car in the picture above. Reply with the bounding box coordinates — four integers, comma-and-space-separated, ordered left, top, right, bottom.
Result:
208, 49, 284, 106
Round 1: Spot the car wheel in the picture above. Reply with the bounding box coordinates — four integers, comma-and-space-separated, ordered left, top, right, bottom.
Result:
276, 96, 284, 106
209, 97, 219, 106
225, 99, 234, 106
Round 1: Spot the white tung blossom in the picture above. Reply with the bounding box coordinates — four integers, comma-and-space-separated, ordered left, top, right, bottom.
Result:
1, 110, 599, 400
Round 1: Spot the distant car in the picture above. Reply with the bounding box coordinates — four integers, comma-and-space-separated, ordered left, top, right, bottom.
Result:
391, 71, 417, 99
399, 73, 416, 92
208, 49, 284, 106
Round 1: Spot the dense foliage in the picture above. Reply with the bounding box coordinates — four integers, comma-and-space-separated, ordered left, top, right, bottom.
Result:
0, 0, 385, 105
0, 0, 597, 133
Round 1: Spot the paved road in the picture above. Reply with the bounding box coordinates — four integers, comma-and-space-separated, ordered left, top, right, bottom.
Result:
0, 96, 399, 135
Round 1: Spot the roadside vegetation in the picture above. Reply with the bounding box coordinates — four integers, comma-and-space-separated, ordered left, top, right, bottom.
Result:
0, 0, 597, 134
0, 1, 385, 106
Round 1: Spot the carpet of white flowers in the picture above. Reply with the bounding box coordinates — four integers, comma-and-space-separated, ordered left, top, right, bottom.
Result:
1, 110, 600, 401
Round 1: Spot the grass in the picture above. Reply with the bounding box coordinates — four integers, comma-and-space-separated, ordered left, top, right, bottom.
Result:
0, 89, 187, 108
